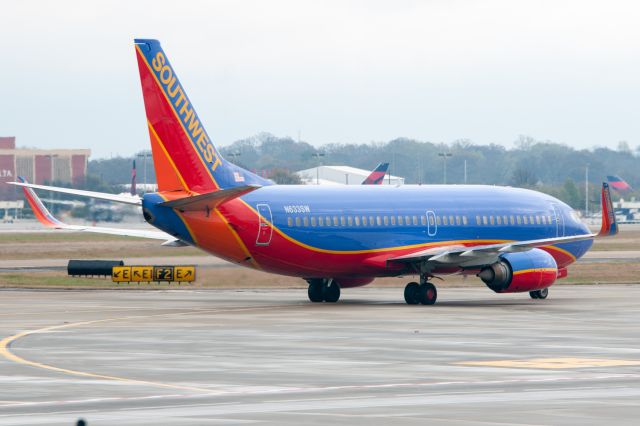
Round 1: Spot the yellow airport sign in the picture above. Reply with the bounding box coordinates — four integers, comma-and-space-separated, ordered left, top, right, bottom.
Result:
112, 265, 196, 283
112, 266, 131, 282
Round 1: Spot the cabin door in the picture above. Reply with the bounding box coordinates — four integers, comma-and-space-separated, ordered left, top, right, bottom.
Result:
256, 203, 273, 246
426, 210, 437, 237
552, 204, 565, 237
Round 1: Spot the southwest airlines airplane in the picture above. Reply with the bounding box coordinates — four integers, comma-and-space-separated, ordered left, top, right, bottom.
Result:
11, 39, 618, 306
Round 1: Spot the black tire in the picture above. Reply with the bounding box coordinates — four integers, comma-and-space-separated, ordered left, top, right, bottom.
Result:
417, 282, 437, 305
308, 283, 323, 302
322, 283, 341, 303
404, 282, 420, 305
529, 288, 548, 300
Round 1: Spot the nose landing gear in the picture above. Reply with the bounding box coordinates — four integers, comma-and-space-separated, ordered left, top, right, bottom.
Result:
529, 288, 549, 300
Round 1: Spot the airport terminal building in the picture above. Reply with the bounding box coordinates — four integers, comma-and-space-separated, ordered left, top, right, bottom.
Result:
0, 137, 90, 201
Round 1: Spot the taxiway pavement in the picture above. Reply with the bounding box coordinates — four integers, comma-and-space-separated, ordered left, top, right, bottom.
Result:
1, 285, 639, 425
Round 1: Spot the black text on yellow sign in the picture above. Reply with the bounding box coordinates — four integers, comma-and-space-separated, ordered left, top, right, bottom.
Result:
112, 265, 196, 283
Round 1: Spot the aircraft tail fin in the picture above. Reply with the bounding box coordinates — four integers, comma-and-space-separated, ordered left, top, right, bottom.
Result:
606, 175, 633, 194
133, 39, 272, 193
131, 159, 137, 196
598, 182, 618, 237
362, 162, 390, 185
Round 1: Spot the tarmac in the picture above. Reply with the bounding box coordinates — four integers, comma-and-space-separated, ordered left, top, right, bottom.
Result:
1, 285, 640, 425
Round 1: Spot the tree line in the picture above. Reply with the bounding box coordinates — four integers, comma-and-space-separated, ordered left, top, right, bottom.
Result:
86, 134, 640, 211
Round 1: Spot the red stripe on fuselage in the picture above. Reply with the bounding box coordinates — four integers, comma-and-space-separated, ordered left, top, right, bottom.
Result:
181, 200, 580, 278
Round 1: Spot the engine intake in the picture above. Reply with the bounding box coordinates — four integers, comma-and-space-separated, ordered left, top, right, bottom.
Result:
478, 249, 558, 293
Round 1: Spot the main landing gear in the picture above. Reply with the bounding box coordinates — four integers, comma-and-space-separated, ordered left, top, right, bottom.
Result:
308, 279, 341, 303
404, 278, 437, 305
529, 288, 549, 300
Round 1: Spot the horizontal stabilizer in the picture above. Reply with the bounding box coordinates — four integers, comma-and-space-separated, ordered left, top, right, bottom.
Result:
8, 181, 141, 205
16, 177, 182, 245
159, 185, 261, 211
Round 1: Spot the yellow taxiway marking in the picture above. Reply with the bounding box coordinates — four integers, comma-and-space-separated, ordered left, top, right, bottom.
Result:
0, 305, 292, 394
458, 357, 640, 369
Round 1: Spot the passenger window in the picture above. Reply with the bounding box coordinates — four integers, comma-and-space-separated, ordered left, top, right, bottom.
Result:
405, 215, 411, 225
355, 216, 360, 226
303, 217, 309, 227
523, 216, 528, 225
429, 215, 435, 226
436, 216, 441, 225
443, 216, 448, 225
319, 216, 324, 226
412, 216, 418, 226
311, 217, 316, 227
489, 216, 495, 225
529, 215, 534, 224
362, 216, 368, 226
476, 215, 481, 225
391, 216, 397, 225
370, 216, 375, 226
295, 217, 301, 226
548, 215, 553, 224
376, 216, 382, 226
326, 216, 332, 226
483, 216, 488, 225
449, 215, 454, 225
510, 215, 515, 225
347, 216, 353, 226
287, 217, 293, 226
455, 216, 461, 226
333, 216, 339, 226
383, 216, 389, 226
340, 216, 346, 226
496, 216, 502, 225
420, 216, 426, 226
398, 216, 404, 225
462, 216, 468, 225
541, 216, 546, 225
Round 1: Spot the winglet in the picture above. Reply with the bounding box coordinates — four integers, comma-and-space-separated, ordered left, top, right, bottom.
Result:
598, 182, 618, 237
16, 176, 67, 229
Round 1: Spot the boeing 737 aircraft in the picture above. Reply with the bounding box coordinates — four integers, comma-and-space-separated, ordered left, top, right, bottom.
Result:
11, 39, 618, 306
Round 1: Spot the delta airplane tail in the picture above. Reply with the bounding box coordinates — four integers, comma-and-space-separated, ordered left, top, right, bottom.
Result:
362, 162, 389, 185
134, 39, 272, 194
606, 175, 633, 194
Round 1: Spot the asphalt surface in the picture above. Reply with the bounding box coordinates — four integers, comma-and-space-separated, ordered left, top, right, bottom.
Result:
1, 285, 640, 425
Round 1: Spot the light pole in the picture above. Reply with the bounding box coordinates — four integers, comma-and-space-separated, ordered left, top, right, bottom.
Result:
585, 163, 589, 216
312, 152, 325, 185
45, 154, 58, 213
464, 159, 467, 184
137, 151, 152, 194
438, 152, 452, 184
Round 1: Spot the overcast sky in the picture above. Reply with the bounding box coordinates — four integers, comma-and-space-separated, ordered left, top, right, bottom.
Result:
1, 0, 640, 158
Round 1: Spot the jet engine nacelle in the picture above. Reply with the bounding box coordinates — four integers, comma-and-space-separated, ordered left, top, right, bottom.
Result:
478, 249, 558, 293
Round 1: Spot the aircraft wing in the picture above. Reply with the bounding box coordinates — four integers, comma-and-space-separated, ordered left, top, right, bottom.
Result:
8, 181, 142, 205
389, 182, 617, 267
388, 234, 596, 267
16, 177, 184, 245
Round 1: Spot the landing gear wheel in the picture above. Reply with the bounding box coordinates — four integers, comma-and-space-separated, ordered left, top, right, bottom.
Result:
404, 282, 420, 305
308, 282, 323, 302
322, 282, 341, 303
529, 288, 549, 300
416, 282, 437, 305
